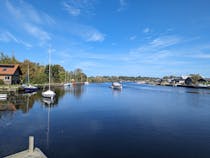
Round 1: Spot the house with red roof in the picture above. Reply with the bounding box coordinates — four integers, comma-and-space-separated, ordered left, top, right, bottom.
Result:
0, 64, 22, 84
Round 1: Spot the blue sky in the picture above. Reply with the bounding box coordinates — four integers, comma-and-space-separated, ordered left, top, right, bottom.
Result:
0, 0, 210, 77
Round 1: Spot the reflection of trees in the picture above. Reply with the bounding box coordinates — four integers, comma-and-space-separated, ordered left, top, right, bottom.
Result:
72, 85, 84, 98
0, 85, 85, 117
63, 85, 85, 98
8, 93, 38, 113
0, 101, 16, 120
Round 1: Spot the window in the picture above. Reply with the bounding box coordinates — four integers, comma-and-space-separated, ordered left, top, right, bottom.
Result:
5, 76, 10, 80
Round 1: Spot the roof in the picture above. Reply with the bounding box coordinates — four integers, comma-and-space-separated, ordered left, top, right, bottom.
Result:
0, 64, 22, 75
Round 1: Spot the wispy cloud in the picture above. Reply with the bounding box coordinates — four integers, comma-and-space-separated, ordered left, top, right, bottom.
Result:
117, 0, 127, 12
129, 35, 137, 41
194, 53, 210, 59
23, 23, 51, 43
0, 31, 32, 48
5, 0, 54, 45
143, 27, 150, 33
0, 31, 17, 43
5, 0, 55, 25
63, 1, 80, 16
122, 35, 183, 65
62, 0, 95, 16
69, 23, 105, 42
150, 36, 181, 48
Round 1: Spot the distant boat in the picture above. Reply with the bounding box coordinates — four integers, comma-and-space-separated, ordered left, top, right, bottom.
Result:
136, 81, 146, 84
23, 64, 38, 93
42, 48, 56, 99
84, 81, 89, 85
63, 71, 72, 88
0, 94, 7, 100
111, 82, 122, 90
64, 83, 72, 87
84, 77, 89, 85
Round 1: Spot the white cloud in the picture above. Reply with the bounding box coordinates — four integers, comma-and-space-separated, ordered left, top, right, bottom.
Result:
63, 2, 80, 16
0, 31, 32, 48
70, 24, 105, 42
187, 53, 210, 59
23, 23, 51, 43
62, 0, 95, 16
117, 0, 127, 12
85, 31, 105, 42
0, 31, 17, 42
6, 0, 55, 25
150, 36, 181, 48
129, 35, 136, 40
5, 0, 54, 45
143, 27, 150, 33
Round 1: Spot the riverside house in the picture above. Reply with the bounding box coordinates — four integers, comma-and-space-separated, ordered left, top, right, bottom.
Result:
0, 64, 22, 84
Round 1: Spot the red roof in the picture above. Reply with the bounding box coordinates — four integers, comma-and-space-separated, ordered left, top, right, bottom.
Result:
0, 64, 22, 75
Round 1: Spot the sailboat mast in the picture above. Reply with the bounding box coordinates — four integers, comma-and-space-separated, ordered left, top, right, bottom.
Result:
65, 71, 66, 83
28, 64, 30, 84
49, 48, 51, 90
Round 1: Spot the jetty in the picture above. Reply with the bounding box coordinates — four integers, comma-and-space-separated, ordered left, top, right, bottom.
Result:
4, 136, 47, 158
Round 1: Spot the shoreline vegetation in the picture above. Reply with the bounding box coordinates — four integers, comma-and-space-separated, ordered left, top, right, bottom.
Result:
0, 52, 210, 90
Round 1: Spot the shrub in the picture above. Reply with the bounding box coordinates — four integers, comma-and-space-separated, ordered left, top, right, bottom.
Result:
0, 79, 4, 85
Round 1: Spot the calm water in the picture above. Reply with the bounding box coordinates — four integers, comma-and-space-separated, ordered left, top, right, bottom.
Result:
1, 83, 210, 158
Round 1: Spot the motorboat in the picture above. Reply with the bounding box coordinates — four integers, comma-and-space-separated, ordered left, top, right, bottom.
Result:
111, 82, 122, 90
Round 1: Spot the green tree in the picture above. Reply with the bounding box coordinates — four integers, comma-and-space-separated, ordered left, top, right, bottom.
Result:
189, 74, 202, 84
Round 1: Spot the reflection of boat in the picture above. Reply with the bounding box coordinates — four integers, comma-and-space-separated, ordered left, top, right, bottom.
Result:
42, 97, 54, 105
42, 48, 56, 99
111, 82, 122, 90
0, 94, 7, 100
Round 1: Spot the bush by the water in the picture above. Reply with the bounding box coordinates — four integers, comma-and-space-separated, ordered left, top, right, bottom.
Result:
0, 79, 4, 85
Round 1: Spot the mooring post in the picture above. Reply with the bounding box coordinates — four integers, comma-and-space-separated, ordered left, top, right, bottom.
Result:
29, 136, 34, 153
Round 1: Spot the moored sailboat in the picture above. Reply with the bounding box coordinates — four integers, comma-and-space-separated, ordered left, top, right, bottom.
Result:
23, 64, 38, 93
42, 48, 56, 99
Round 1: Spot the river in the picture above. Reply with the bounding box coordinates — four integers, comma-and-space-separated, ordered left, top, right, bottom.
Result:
0, 82, 210, 158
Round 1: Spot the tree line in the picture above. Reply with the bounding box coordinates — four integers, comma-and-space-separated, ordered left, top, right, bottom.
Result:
0, 53, 87, 84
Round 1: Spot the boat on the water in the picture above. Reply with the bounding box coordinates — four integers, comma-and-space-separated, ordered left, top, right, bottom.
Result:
0, 94, 7, 100
23, 64, 38, 93
22, 84, 38, 93
84, 81, 89, 85
63, 71, 72, 88
111, 82, 122, 90
64, 82, 72, 87
42, 48, 56, 99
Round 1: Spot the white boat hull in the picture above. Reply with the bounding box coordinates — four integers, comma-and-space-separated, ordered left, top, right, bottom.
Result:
111, 82, 122, 90
42, 90, 56, 98
0, 94, 7, 100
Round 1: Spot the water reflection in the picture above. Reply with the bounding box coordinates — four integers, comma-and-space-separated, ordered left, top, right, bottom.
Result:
112, 88, 122, 97
63, 85, 85, 98
0, 85, 85, 117
41, 97, 53, 149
